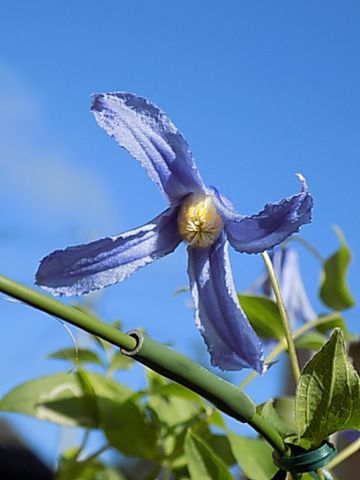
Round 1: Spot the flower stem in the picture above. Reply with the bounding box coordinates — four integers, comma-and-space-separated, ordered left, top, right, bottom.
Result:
261, 252, 301, 384
326, 437, 360, 470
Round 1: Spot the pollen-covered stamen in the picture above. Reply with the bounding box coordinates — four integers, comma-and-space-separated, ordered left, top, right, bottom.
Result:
178, 194, 223, 248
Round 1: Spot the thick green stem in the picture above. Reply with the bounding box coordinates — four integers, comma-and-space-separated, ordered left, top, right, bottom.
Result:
128, 330, 285, 454
261, 252, 301, 384
0, 274, 287, 455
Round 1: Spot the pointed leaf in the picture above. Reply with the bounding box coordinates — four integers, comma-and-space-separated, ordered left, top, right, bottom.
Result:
227, 433, 278, 480
238, 295, 284, 340
319, 227, 355, 311
48, 348, 104, 367
184, 430, 233, 480
316, 314, 358, 341
0, 372, 98, 427
294, 332, 327, 350
296, 328, 360, 446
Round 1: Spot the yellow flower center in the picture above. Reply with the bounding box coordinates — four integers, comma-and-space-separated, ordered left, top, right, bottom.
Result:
177, 194, 223, 248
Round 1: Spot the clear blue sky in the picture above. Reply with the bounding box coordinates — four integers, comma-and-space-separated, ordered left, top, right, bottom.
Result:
1, 0, 359, 467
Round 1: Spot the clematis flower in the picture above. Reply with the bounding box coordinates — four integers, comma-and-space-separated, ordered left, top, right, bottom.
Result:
36, 92, 313, 372
263, 246, 316, 326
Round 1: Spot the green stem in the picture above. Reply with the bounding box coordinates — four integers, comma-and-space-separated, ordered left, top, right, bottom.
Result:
240, 313, 341, 390
326, 437, 360, 470
261, 252, 301, 383
239, 341, 285, 389
290, 313, 341, 339
0, 274, 287, 455
130, 330, 286, 454
74, 429, 91, 460
248, 412, 289, 455
316, 468, 325, 479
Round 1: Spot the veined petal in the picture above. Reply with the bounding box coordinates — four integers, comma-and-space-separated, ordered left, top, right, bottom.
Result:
91, 92, 205, 203
187, 233, 264, 372
272, 247, 316, 325
36, 208, 181, 296
220, 175, 313, 254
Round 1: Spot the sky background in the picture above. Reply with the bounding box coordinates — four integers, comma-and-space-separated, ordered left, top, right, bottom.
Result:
1, 0, 359, 469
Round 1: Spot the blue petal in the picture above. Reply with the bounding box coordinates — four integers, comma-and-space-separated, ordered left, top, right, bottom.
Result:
218, 175, 314, 254
91, 92, 205, 203
271, 247, 316, 326
187, 232, 264, 372
36, 208, 181, 296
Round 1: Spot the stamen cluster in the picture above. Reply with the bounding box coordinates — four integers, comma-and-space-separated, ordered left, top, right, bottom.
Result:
178, 194, 223, 248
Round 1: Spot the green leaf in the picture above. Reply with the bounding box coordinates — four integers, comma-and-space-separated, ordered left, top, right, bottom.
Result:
184, 430, 233, 480
48, 348, 104, 367
0, 372, 98, 427
227, 433, 278, 480
238, 295, 284, 340
316, 314, 358, 341
148, 394, 201, 427
0, 371, 132, 428
294, 332, 327, 350
153, 383, 204, 403
103, 399, 158, 459
207, 434, 236, 467
108, 350, 134, 372
296, 328, 360, 446
257, 397, 296, 438
319, 227, 355, 311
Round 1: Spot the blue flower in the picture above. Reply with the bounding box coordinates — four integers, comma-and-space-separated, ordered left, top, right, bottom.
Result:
264, 246, 316, 327
36, 92, 313, 372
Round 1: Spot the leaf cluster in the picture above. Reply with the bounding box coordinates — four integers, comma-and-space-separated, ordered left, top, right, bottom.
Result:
0, 328, 278, 479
